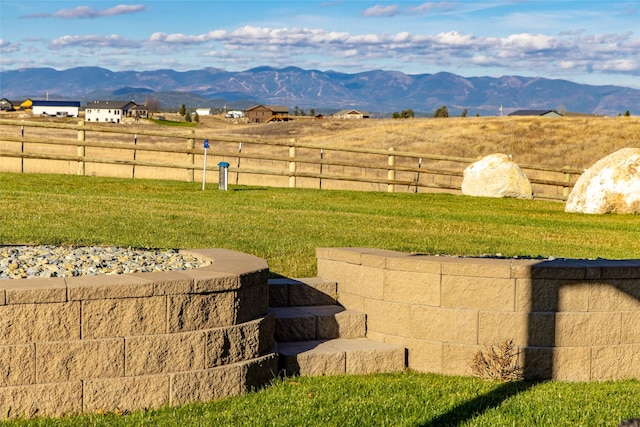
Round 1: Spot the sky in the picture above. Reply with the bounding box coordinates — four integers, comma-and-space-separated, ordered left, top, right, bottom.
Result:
1, 1, 639, 89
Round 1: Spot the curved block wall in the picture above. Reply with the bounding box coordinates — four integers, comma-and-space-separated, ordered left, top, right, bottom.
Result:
317, 247, 640, 382
0, 249, 276, 419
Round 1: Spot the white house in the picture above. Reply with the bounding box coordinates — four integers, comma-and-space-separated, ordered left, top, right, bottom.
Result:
196, 108, 213, 116
331, 109, 370, 120
32, 100, 81, 117
85, 100, 146, 123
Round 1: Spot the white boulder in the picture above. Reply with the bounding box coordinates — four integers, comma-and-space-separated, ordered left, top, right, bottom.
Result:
461, 154, 533, 199
565, 148, 640, 214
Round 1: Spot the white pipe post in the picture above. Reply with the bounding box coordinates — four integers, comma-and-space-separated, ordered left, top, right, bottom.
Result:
202, 139, 209, 190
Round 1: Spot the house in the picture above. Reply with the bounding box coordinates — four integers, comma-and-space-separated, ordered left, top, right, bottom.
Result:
31, 100, 81, 117
508, 109, 563, 117
0, 98, 15, 111
85, 100, 146, 123
196, 108, 213, 116
244, 105, 290, 123
331, 109, 370, 120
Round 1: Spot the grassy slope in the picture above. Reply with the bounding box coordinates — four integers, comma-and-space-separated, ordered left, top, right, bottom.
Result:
2, 172, 640, 278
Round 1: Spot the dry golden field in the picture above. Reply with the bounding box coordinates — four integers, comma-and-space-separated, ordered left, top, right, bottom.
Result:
205, 114, 640, 171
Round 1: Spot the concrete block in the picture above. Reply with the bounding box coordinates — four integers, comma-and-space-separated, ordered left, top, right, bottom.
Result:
402, 337, 443, 373
528, 259, 587, 280
84, 374, 169, 413
384, 270, 440, 306
334, 263, 385, 300
365, 298, 411, 336
589, 279, 640, 312
441, 275, 515, 311
330, 338, 405, 374
522, 346, 591, 381
515, 279, 589, 312
287, 278, 338, 307
277, 340, 346, 376
0, 382, 82, 420
0, 302, 80, 345
268, 281, 288, 307
621, 313, 640, 344
315, 308, 366, 339
442, 308, 479, 345
272, 307, 316, 342
239, 353, 278, 392
125, 331, 205, 376
555, 312, 621, 346
478, 312, 555, 347
206, 316, 273, 368
442, 343, 479, 376
0, 344, 35, 386
131, 270, 194, 295
236, 283, 268, 323
36, 338, 124, 382
82, 296, 166, 339
440, 257, 512, 278
2, 277, 66, 304
181, 248, 268, 277
591, 344, 640, 381
67, 274, 153, 301
181, 270, 241, 293
170, 364, 243, 406
336, 292, 365, 313
409, 305, 443, 341
385, 255, 441, 274
168, 292, 236, 333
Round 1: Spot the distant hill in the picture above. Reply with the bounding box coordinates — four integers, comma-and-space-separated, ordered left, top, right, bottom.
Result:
1, 66, 638, 116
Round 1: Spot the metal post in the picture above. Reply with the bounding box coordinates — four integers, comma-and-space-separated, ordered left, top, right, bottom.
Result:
202, 139, 209, 190
132, 134, 137, 179
187, 130, 195, 182
289, 145, 296, 188
235, 142, 242, 185
415, 157, 422, 193
319, 148, 324, 190
218, 162, 230, 190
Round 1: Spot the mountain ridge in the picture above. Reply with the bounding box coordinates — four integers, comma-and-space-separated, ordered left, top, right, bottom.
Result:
1, 66, 637, 116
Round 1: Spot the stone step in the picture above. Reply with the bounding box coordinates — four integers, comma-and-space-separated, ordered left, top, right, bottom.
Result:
269, 305, 366, 342
268, 277, 337, 307
277, 338, 406, 377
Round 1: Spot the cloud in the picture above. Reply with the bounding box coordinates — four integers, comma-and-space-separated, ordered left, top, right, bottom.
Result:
24, 4, 145, 19
362, 5, 401, 17
0, 39, 20, 53
50, 35, 140, 49
408, 2, 457, 15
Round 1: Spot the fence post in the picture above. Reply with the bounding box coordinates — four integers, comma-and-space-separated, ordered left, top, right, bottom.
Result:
187, 130, 195, 182
563, 166, 571, 199
77, 120, 85, 176
388, 147, 395, 193
289, 143, 296, 188
20, 124, 24, 173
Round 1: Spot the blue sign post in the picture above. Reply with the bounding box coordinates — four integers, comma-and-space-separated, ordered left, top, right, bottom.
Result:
202, 140, 209, 190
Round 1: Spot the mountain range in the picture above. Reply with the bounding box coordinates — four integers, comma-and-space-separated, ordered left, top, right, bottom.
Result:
1, 66, 638, 116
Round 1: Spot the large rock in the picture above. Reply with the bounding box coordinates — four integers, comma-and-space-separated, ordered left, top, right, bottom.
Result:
461, 154, 533, 199
565, 148, 640, 214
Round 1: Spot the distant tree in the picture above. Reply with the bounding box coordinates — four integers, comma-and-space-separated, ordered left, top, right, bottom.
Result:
145, 97, 161, 117
184, 111, 192, 122
625, 110, 631, 117
179, 104, 186, 116
476, 112, 480, 117
294, 106, 299, 116
309, 108, 316, 116
434, 105, 449, 118
461, 108, 468, 118
300, 108, 306, 116
193, 112, 200, 123
393, 109, 414, 119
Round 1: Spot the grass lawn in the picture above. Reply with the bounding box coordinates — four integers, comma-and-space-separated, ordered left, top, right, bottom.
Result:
2, 172, 640, 426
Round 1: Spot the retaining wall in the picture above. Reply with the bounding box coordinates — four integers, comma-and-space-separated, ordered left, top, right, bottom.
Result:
317, 247, 640, 382
0, 249, 276, 420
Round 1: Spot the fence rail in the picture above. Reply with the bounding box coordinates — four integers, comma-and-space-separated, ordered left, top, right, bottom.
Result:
0, 119, 582, 200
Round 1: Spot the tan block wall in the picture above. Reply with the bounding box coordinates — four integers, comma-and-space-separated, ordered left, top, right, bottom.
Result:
317, 247, 640, 382
0, 249, 276, 420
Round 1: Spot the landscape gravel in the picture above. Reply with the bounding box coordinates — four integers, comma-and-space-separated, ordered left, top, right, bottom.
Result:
0, 245, 209, 280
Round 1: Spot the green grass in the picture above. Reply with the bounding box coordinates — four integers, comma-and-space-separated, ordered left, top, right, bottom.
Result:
148, 118, 197, 127
2, 172, 640, 278
4, 373, 640, 426
2, 172, 640, 426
